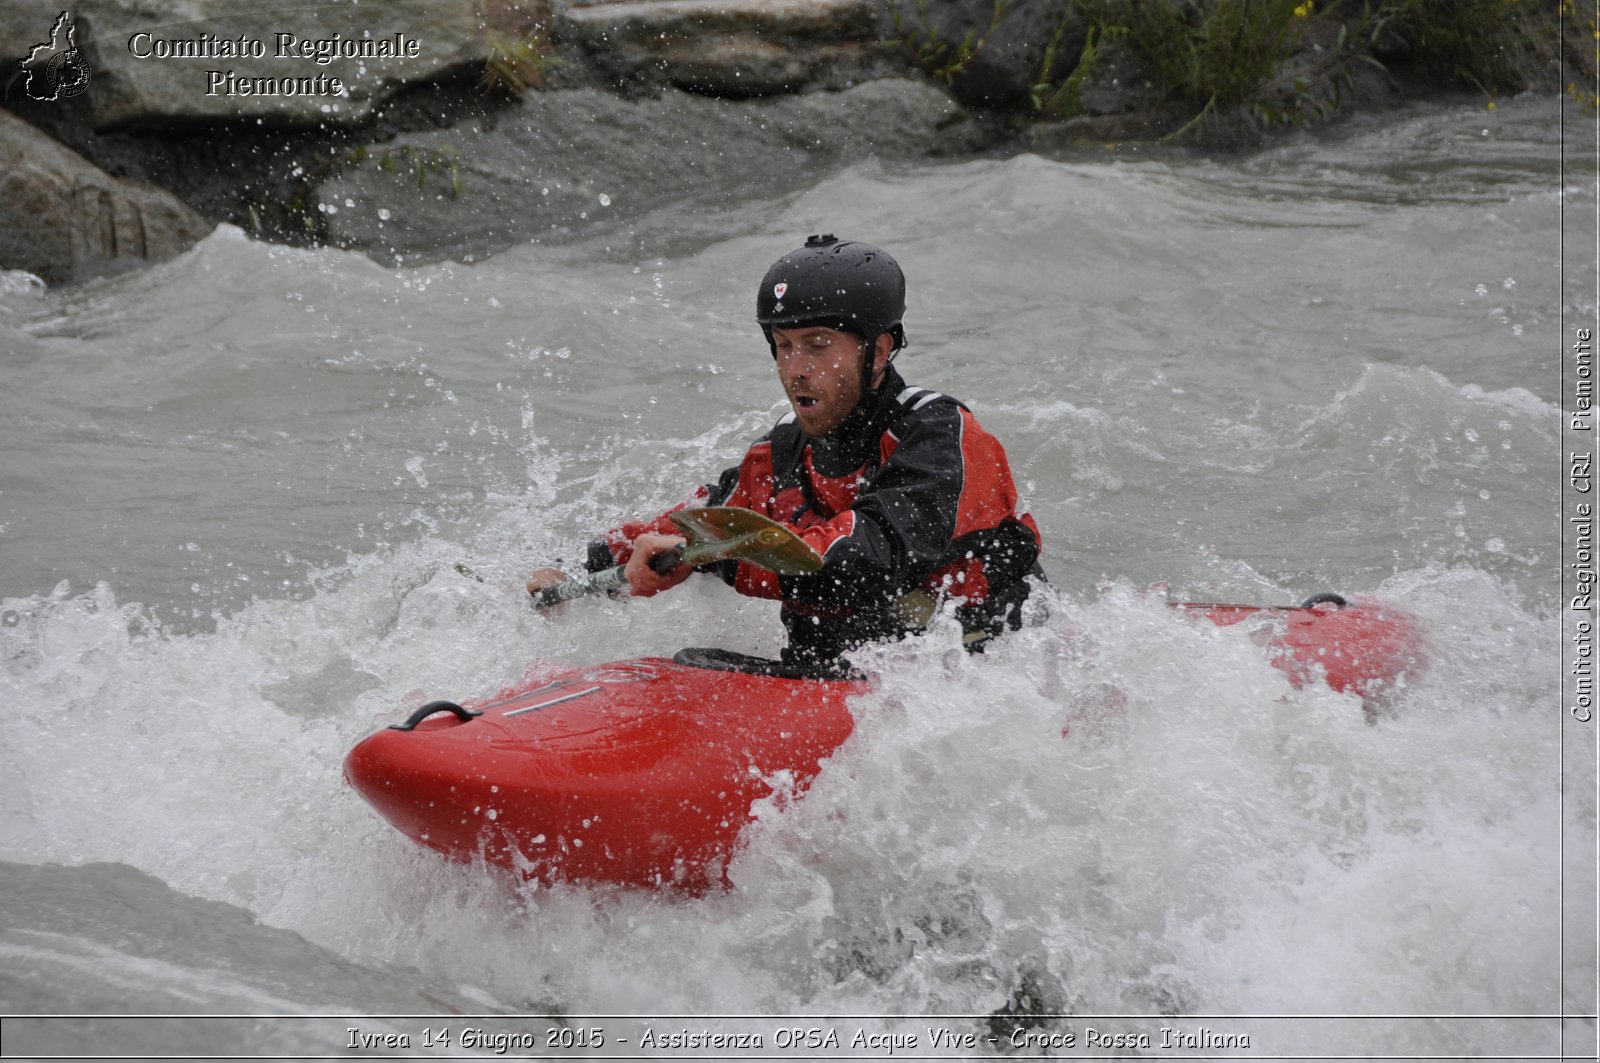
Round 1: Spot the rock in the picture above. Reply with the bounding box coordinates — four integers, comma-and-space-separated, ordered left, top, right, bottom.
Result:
1066, 38, 1164, 118
12, 0, 492, 131
0, 109, 214, 286
5, 0, 1542, 289
556, 0, 895, 96
888, 0, 1083, 110
311, 79, 960, 263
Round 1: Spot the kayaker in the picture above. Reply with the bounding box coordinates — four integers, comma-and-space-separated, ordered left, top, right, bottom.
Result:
527, 234, 1044, 668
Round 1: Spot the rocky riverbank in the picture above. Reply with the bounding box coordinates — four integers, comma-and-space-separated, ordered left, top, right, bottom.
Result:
2, 0, 1586, 285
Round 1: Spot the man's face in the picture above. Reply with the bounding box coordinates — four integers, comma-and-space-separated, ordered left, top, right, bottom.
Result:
772, 326, 885, 438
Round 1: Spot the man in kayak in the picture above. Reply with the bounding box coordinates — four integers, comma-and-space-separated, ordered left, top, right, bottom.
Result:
527, 234, 1044, 668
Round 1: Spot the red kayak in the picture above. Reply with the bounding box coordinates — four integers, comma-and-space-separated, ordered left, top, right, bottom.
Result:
344, 595, 1423, 890
1172, 593, 1426, 707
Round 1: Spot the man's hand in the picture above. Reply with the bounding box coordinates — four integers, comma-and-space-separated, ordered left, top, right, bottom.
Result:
625, 533, 691, 597
526, 567, 570, 597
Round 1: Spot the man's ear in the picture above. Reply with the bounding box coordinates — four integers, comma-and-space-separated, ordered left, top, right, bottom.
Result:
870, 333, 896, 385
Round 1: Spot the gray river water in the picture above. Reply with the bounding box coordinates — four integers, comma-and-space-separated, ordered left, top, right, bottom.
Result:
0, 92, 1594, 1057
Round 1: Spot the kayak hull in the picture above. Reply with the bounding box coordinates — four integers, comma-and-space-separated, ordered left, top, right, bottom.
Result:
345, 599, 1424, 889
344, 652, 860, 890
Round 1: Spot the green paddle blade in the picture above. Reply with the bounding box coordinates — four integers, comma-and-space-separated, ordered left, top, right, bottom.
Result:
669, 506, 824, 575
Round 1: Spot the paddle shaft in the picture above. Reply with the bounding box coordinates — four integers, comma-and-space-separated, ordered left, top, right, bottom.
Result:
531, 544, 686, 609
528, 506, 822, 611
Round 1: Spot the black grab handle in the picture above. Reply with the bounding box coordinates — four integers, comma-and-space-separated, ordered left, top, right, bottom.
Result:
1300, 592, 1349, 610
390, 700, 482, 732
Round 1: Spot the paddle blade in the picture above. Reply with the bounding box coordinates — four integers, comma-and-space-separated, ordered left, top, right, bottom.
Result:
669, 506, 824, 575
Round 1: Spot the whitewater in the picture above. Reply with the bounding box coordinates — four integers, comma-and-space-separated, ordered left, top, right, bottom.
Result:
0, 93, 1593, 1058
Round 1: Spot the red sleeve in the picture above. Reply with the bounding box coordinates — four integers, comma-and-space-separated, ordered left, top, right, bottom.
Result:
594, 485, 712, 569
592, 437, 777, 569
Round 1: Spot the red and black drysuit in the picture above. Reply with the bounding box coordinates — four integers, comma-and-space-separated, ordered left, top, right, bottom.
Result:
583, 365, 1044, 669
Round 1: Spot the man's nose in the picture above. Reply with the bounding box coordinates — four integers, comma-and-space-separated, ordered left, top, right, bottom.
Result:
778, 351, 809, 377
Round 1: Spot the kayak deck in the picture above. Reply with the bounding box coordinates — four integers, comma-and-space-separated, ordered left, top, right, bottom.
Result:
344, 651, 861, 890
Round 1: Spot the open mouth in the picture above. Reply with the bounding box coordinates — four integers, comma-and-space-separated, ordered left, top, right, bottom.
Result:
793, 396, 819, 410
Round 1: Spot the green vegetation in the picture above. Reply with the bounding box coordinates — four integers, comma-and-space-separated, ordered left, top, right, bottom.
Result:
374, 145, 465, 199
478, 0, 557, 97
895, 0, 1576, 143
1375, 0, 1564, 94
1031, 15, 1099, 114
889, 0, 1023, 84
1561, 0, 1600, 110
1078, 0, 1312, 108
481, 27, 556, 97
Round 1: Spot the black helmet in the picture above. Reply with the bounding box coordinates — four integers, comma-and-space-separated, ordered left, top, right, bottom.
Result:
756, 234, 906, 355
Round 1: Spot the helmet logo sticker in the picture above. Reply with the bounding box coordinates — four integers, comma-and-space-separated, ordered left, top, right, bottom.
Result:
773, 282, 787, 299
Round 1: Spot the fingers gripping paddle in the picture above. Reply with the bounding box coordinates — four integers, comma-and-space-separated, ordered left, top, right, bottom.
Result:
531, 507, 823, 610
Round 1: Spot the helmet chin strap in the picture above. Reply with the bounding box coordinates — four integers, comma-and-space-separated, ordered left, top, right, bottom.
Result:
858, 332, 896, 405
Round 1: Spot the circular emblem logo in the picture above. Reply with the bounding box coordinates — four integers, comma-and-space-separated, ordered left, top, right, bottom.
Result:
47, 50, 91, 98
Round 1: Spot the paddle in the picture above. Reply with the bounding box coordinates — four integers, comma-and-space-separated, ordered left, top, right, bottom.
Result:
530, 506, 824, 610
